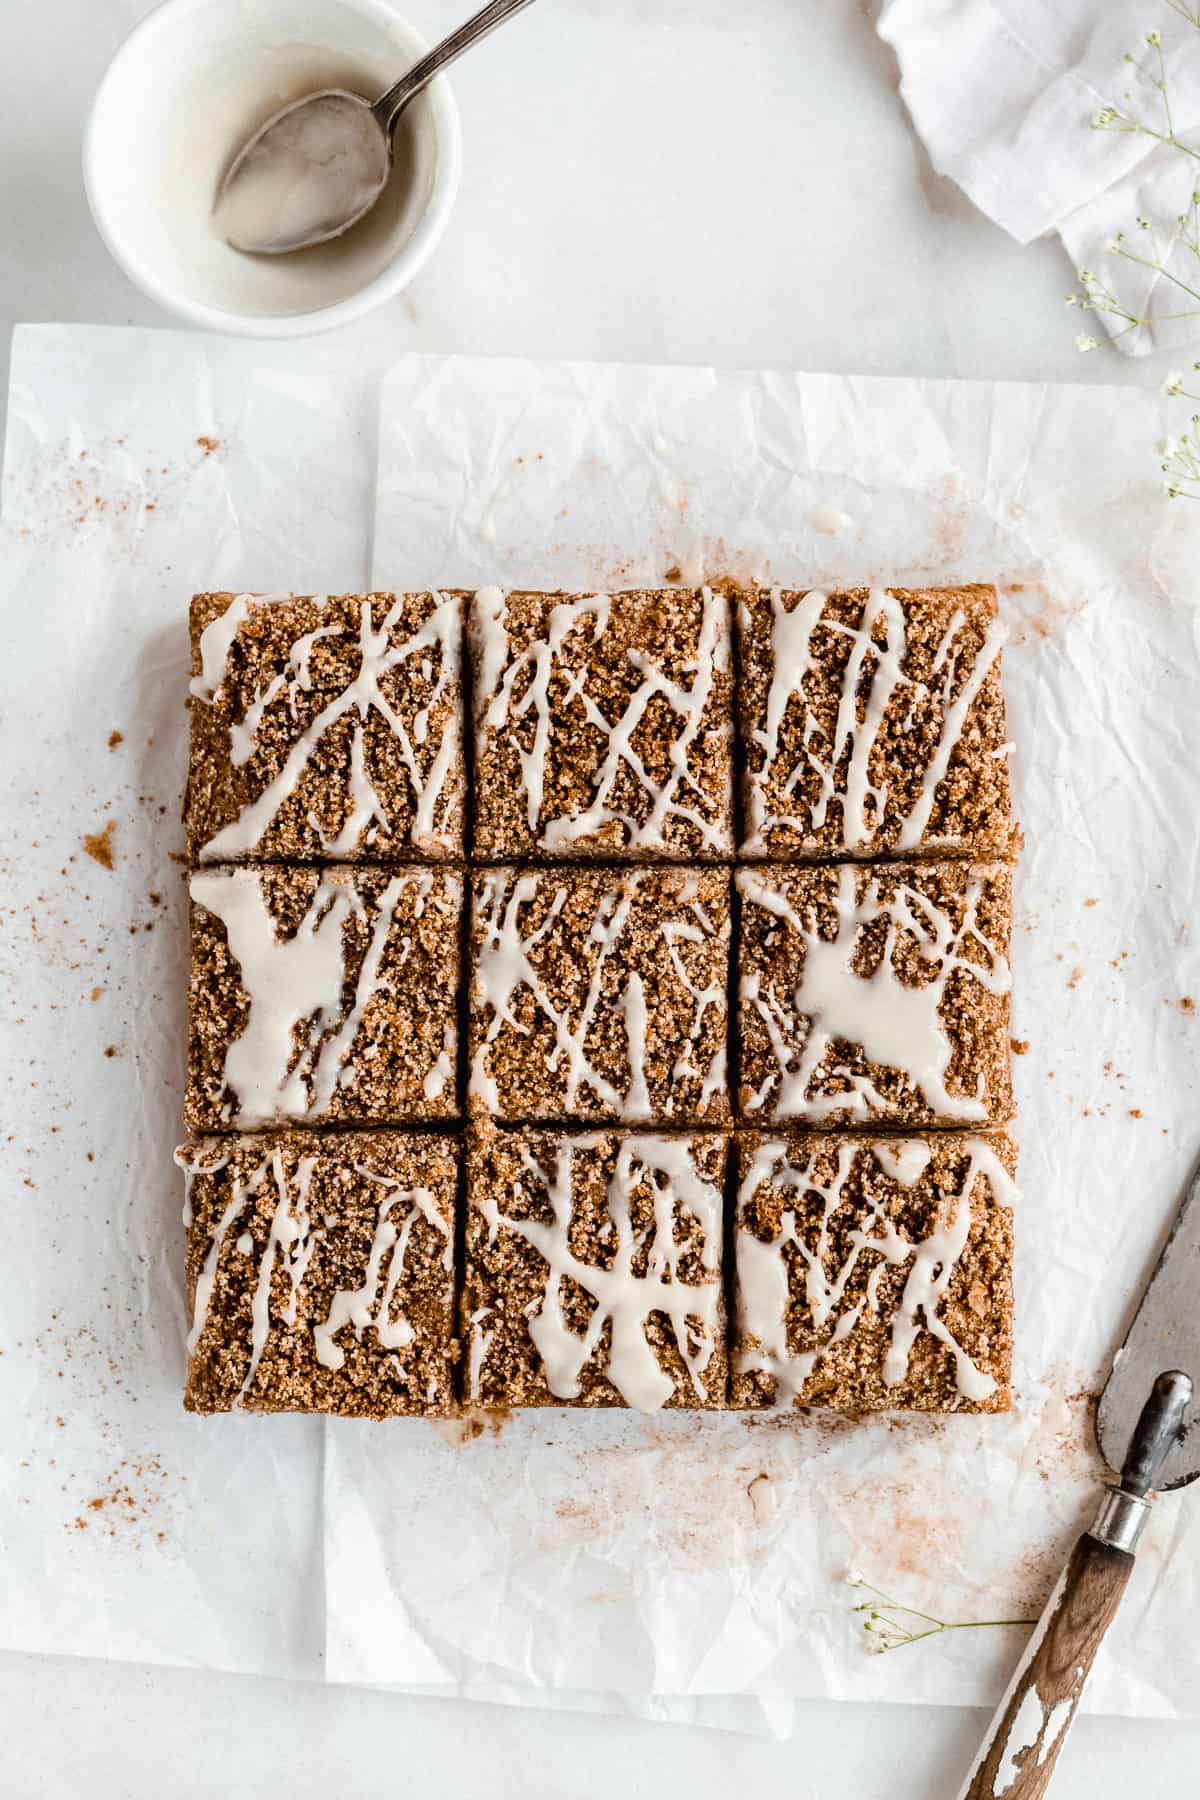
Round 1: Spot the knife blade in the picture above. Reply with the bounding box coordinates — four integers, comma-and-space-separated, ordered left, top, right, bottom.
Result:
1097, 1158, 1200, 1490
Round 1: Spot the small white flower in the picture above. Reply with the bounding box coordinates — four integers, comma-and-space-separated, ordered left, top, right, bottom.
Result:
846, 1567, 867, 1588
1105, 234, 1126, 254
1075, 334, 1100, 353
1065, 293, 1079, 308
1092, 106, 1119, 127
1165, 482, 1184, 499
1164, 371, 1186, 397
1158, 436, 1179, 458
1147, 29, 1162, 47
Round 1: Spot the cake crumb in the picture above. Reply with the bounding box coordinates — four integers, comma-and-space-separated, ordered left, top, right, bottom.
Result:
103, 1044, 120, 1059
82, 820, 116, 869
1066, 966, 1083, 990
89, 987, 104, 1002
107, 730, 123, 751
196, 436, 220, 455
1130, 1109, 1143, 1119
1010, 1038, 1029, 1055
1084, 897, 1098, 907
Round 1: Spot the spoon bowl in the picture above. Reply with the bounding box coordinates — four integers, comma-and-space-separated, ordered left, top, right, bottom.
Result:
215, 0, 536, 256
215, 89, 391, 254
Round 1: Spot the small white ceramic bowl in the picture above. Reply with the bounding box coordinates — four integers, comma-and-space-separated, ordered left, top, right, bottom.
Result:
84, 0, 461, 337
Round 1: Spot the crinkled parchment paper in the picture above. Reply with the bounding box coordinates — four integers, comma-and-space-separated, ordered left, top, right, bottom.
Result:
3, 326, 1199, 1730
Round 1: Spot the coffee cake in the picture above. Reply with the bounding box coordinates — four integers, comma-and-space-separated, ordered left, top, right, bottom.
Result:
179, 1132, 458, 1417
186, 591, 465, 862
737, 860, 1013, 1127
462, 1122, 728, 1410
732, 1132, 1016, 1412
186, 865, 460, 1130
739, 584, 1014, 861
470, 586, 734, 860
469, 866, 730, 1123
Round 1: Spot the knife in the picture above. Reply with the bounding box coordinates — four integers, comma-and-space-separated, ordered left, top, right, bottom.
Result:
956, 1159, 1200, 1799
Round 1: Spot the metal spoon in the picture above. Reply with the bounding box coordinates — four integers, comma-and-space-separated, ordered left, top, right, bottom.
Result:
214, 0, 538, 255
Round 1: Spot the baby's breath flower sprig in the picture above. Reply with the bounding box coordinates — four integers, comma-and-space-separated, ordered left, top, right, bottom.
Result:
845, 1570, 1035, 1657
1093, 29, 1188, 153
1067, 194, 1200, 343
1070, 4, 1200, 497
1153, 361, 1200, 494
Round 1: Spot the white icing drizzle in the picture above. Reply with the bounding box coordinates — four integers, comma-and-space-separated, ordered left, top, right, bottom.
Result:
899, 617, 1006, 850
185, 1154, 451, 1396
201, 592, 461, 858
736, 1138, 1017, 1407
489, 1135, 722, 1412
186, 1159, 269, 1355
745, 588, 1005, 853
422, 1029, 455, 1101
192, 868, 444, 1124
467, 1307, 495, 1401
871, 1140, 932, 1186
622, 972, 651, 1118
313, 1169, 451, 1371
311, 720, 388, 854
470, 870, 725, 1118
239, 1152, 318, 1401
663, 912, 727, 1107
174, 1143, 229, 1227
739, 865, 1010, 1123
230, 623, 343, 767
471, 586, 729, 853
190, 593, 254, 702
809, 505, 853, 535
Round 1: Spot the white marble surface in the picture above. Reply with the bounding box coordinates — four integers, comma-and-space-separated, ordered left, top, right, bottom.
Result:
1, 1, 1194, 1795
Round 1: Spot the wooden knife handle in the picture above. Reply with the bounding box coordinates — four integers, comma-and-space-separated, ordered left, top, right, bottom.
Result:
957, 1532, 1133, 1799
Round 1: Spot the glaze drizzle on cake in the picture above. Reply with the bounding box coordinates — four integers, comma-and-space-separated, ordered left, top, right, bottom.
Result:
738, 860, 1013, 1126
469, 867, 729, 1123
187, 865, 460, 1129
186, 591, 465, 862
733, 1133, 1017, 1413
462, 1125, 728, 1411
739, 584, 1013, 861
470, 586, 734, 860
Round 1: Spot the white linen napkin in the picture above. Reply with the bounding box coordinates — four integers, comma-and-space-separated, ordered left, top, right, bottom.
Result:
877, 0, 1200, 355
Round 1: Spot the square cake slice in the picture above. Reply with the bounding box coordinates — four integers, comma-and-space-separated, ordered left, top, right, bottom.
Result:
737, 860, 1013, 1127
463, 1123, 728, 1410
469, 866, 730, 1124
179, 1132, 458, 1417
186, 591, 464, 862
469, 587, 734, 860
732, 1133, 1016, 1413
186, 865, 461, 1130
739, 585, 1015, 860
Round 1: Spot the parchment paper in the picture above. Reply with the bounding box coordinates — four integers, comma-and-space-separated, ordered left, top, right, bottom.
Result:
3, 326, 1199, 1729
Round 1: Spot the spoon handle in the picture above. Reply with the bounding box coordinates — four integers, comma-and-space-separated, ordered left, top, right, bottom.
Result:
372, 0, 539, 134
